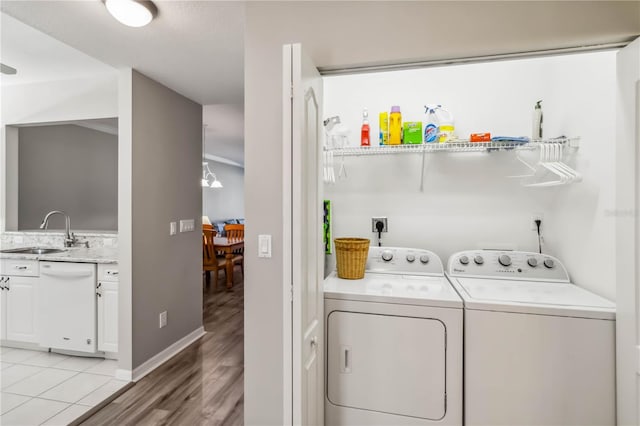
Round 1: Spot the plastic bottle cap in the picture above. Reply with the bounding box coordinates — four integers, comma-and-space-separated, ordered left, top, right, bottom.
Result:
391, 106, 401, 113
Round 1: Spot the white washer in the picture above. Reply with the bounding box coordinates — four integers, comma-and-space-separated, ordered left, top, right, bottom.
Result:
446, 250, 616, 426
324, 246, 463, 426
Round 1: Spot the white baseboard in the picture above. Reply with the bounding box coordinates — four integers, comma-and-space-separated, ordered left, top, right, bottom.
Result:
131, 327, 206, 382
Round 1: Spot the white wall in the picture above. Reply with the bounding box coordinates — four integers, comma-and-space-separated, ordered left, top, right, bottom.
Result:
202, 161, 244, 221
1, 74, 118, 233
324, 51, 616, 300
1, 75, 118, 125
614, 38, 640, 426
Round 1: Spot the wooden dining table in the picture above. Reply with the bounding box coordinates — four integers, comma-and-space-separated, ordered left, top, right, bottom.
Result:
214, 237, 244, 289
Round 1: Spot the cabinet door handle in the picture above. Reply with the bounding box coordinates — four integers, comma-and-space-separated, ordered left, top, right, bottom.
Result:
106, 270, 118, 276
5, 277, 10, 290
96, 282, 102, 297
14, 266, 28, 270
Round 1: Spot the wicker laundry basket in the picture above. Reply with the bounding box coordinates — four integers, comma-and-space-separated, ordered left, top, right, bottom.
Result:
334, 238, 370, 279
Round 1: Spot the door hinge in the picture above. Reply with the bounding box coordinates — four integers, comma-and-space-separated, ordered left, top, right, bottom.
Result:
290, 84, 294, 99
290, 285, 293, 302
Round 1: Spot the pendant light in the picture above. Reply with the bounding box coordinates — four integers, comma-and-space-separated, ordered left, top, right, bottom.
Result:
104, 0, 157, 28
202, 162, 223, 189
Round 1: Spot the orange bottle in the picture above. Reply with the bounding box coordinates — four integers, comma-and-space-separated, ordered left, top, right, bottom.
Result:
361, 109, 370, 146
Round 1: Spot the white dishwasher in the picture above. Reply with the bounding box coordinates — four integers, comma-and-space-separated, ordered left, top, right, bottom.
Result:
39, 261, 97, 353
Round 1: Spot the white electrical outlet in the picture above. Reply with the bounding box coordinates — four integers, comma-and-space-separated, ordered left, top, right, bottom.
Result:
159, 311, 167, 328
179, 219, 195, 232
170, 222, 177, 235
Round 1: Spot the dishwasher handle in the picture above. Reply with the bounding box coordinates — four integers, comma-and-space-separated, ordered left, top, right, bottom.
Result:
41, 270, 93, 279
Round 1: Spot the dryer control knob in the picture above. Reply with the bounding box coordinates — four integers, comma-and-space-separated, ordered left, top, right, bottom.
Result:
498, 254, 512, 267
527, 258, 538, 267
381, 250, 393, 262
459, 255, 469, 265
406, 254, 415, 263
474, 255, 484, 265
419, 255, 430, 264
544, 258, 555, 269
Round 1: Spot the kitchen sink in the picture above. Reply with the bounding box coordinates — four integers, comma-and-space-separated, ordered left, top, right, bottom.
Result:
0, 247, 66, 255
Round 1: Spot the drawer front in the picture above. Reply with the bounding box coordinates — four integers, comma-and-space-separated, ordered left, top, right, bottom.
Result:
1, 259, 39, 277
98, 264, 119, 282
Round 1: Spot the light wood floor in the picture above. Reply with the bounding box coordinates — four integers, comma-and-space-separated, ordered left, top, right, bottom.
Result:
81, 270, 244, 426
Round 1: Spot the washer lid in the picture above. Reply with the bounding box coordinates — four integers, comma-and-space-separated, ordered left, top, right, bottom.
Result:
451, 277, 615, 319
324, 272, 463, 308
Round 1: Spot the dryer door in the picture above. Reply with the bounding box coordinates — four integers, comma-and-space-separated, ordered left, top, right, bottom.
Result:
327, 311, 446, 420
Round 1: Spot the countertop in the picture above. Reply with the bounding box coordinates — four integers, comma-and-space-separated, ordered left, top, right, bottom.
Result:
0, 246, 118, 264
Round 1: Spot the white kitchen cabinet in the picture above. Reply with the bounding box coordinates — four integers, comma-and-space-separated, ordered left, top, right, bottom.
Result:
1, 260, 40, 344
97, 264, 118, 353
5, 276, 39, 343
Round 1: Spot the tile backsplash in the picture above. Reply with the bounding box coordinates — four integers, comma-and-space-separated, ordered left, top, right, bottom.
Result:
1, 231, 118, 249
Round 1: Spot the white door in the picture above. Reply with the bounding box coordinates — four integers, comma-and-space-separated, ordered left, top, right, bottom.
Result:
283, 43, 324, 425
327, 311, 446, 419
615, 36, 640, 426
5, 276, 38, 343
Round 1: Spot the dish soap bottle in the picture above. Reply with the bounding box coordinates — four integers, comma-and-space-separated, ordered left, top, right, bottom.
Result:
388, 106, 402, 145
424, 105, 439, 143
532, 100, 543, 140
361, 108, 370, 146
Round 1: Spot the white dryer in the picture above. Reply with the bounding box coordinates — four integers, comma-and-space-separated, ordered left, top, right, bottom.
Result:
324, 246, 463, 426
446, 250, 616, 426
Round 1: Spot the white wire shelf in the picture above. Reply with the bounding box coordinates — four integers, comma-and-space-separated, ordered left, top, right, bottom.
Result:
327, 137, 579, 156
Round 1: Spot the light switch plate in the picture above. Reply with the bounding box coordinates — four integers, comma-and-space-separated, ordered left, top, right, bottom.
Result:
159, 311, 167, 328
179, 219, 195, 233
170, 222, 177, 235
258, 234, 272, 258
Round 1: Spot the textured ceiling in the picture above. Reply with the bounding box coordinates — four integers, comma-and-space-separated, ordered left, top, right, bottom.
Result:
1, 1, 244, 105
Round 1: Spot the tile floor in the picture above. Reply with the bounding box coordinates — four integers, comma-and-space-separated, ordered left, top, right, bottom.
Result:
0, 347, 128, 425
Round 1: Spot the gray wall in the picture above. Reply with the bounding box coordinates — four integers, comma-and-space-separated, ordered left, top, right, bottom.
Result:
119, 69, 203, 371
203, 161, 244, 221
18, 124, 117, 231
244, 2, 640, 424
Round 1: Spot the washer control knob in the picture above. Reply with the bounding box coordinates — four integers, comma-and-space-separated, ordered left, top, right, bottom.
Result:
498, 254, 512, 267
406, 254, 415, 263
419, 255, 430, 264
544, 258, 555, 269
474, 255, 484, 265
527, 257, 538, 267
381, 250, 393, 262
459, 255, 469, 265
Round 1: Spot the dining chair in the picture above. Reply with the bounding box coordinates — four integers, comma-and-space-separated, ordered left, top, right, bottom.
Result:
224, 223, 244, 275
203, 228, 226, 288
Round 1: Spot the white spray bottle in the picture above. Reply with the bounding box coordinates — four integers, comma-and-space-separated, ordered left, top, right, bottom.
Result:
424, 105, 439, 143
532, 100, 543, 140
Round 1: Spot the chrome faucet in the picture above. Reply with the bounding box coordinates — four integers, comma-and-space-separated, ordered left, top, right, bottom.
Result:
39, 210, 78, 247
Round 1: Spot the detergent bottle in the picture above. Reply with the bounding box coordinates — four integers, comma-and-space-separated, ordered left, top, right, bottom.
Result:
388, 106, 402, 145
424, 105, 439, 143
435, 106, 455, 143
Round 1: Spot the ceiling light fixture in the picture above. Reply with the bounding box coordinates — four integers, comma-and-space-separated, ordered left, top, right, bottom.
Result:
104, 0, 157, 28
202, 162, 223, 189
